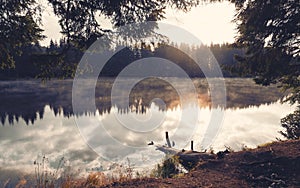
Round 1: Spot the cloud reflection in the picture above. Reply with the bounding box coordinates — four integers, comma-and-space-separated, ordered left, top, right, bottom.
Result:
0, 100, 295, 186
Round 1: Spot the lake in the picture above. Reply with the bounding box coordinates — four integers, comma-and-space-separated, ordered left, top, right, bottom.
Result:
0, 78, 295, 186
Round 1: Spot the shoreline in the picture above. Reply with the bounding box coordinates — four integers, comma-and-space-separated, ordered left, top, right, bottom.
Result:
1, 139, 299, 187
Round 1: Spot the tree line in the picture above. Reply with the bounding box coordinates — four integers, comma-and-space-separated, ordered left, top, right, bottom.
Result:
0, 41, 245, 79
0, 0, 299, 139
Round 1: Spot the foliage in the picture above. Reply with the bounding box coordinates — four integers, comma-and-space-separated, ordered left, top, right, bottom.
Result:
232, 0, 299, 88
232, 0, 299, 84
280, 107, 300, 140
231, 0, 300, 139
46, 0, 201, 49
151, 155, 182, 178
0, 42, 243, 79
0, 0, 44, 69
0, 0, 202, 72
1, 0, 299, 137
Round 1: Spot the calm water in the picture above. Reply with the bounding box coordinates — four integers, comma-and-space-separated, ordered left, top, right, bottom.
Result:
0, 78, 295, 186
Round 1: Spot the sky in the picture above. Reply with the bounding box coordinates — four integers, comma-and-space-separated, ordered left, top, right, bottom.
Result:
41, 2, 237, 46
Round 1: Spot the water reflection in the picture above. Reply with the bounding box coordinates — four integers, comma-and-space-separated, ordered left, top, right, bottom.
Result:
0, 78, 293, 186
0, 102, 295, 178
0, 78, 283, 125
0, 77, 295, 186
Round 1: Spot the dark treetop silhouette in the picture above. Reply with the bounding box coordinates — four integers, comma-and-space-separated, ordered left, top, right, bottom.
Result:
1, 0, 201, 68
232, 0, 300, 139
0, 0, 299, 138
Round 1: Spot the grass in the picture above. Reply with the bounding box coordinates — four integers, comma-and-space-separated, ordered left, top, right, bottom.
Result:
257, 141, 276, 148
33, 155, 75, 188
5, 139, 299, 187
6, 154, 187, 187
29, 156, 137, 187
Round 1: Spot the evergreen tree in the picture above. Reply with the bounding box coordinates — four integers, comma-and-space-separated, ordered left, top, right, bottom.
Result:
0, 0, 44, 69
232, 0, 300, 139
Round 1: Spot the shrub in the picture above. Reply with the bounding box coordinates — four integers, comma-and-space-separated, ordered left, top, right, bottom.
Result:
151, 155, 181, 178
280, 108, 300, 140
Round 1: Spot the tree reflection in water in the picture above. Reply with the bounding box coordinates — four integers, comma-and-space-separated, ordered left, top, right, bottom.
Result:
0, 78, 283, 125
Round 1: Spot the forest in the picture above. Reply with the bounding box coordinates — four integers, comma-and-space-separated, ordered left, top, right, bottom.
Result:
0, 0, 298, 139
0, 40, 244, 79
0, 0, 299, 187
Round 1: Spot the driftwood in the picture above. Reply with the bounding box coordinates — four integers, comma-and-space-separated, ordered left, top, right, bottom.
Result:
155, 144, 180, 155
152, 132, 215, 170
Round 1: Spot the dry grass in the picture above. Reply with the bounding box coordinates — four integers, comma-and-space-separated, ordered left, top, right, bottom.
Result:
28, 156, 136, 188
8, 140, 299, 187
